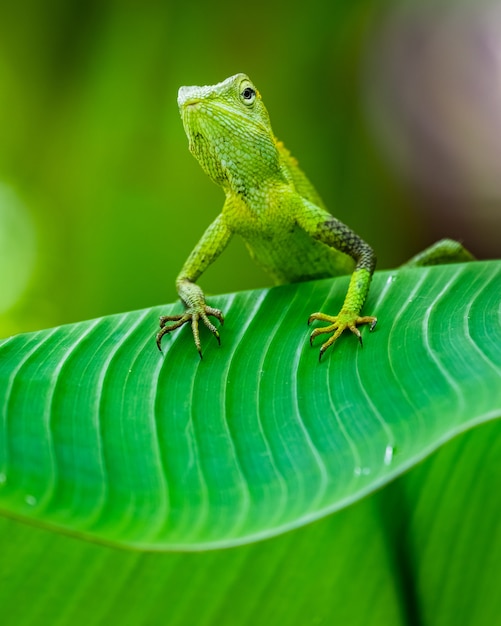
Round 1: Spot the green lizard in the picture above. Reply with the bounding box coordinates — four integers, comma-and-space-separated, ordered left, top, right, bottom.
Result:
157, 73, 473, 359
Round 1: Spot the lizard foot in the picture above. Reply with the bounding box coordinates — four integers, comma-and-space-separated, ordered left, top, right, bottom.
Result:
156, 306, 224, 357
308, 310, 377, 361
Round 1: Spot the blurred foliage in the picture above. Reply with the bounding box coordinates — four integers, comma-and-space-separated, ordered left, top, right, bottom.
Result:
0, 0, 499, 339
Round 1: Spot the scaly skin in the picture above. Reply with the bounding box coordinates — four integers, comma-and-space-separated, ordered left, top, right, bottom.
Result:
156, 73, 472, 358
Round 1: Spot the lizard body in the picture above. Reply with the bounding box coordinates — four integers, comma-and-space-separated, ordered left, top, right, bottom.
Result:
157, 73, 472, 358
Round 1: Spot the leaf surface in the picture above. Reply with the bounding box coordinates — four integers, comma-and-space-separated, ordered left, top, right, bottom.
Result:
0, 261, 500, 549
1, 418, 501, 626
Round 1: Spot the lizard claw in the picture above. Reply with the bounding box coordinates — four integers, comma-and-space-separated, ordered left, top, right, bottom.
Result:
308, 310, 377, 359
156, 307, 224, 355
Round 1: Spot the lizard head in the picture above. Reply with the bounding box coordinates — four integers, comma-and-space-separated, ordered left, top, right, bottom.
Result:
178, 73, 281, 190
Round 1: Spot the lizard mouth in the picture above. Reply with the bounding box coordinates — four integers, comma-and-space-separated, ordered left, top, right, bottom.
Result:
182, 98, 202, 108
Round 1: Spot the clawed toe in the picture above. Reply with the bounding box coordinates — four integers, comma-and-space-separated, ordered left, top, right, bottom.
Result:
205, 307, 224, 325
308, 311, 377, 359
308, 312, 336, 326
156, 307, 224, 355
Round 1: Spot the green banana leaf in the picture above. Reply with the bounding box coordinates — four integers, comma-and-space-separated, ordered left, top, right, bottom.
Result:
1, 416, 500, 625
0, 260, 499, 551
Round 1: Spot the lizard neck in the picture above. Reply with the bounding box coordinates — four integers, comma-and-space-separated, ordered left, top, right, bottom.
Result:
219, 137, 287, 205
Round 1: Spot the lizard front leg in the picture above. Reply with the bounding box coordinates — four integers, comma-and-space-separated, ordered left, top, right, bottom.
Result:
157, 213, 232, 357
297, 203, 377, 359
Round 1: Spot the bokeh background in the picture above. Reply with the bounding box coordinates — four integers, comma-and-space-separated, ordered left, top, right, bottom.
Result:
1, 0, 499, 339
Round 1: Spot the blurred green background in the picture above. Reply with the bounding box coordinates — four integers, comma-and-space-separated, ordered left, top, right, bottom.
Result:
1, 0, 499, 339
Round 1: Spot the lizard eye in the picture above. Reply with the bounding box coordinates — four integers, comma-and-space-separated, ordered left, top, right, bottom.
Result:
240, 86, 256, 106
